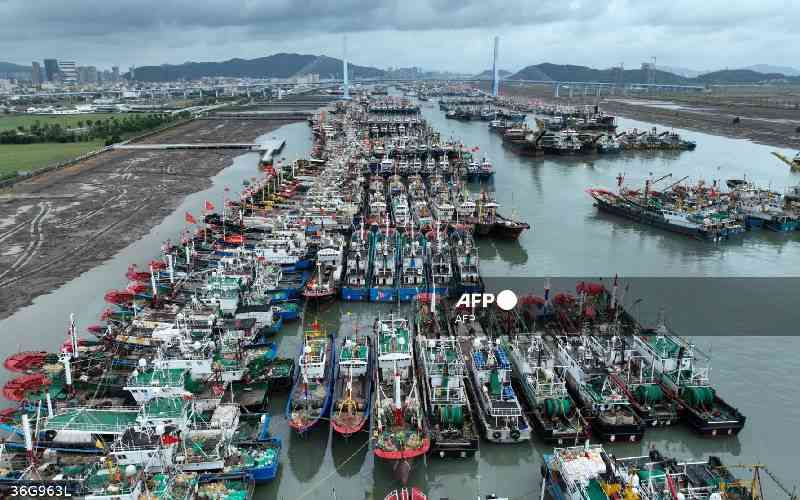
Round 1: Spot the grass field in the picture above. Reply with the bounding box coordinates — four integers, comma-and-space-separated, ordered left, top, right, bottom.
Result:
0, 113, 122, 131
0, 140, 106, 176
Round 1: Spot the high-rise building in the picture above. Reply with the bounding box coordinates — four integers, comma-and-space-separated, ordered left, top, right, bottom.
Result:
31, 62, 42, 86
58, 60, 78, 85
78, 66, 98, 84
129, 65, 136, 81
43, 59, 59, 82
112, 66, 119, 82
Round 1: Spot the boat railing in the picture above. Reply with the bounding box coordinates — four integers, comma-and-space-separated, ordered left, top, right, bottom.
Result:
530, 376, 568, 399
43, 407, 140, 434
430, 386, 466, 404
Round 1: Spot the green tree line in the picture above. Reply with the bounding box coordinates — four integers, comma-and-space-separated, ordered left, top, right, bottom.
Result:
0, 112, 191, 146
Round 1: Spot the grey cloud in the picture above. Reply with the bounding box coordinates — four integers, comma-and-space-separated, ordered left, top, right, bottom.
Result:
1, 0, 798, 73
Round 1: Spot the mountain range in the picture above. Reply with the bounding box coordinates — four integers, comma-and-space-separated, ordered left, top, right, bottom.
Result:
507, 63, 800, 85
473, 69, 512, 80
3, 54, 800, 84
130, 53, 385, 81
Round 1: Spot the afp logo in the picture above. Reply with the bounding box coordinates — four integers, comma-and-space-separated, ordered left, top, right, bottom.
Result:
454, 290, 518, 311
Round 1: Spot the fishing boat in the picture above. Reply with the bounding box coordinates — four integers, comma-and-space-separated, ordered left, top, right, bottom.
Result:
555, 336, 646, 443
416, 336, 479, 457
397, 230, 428, 302
587, 187, 745, 241
461, 334, 531, 443
598, 335, 680, 428
303, 234, 344, 301
371, 315, 430, 484
331, 332, 373, 436
451, 230, 483, 294
543, 444, 753, 500
635, 325, 746, 437
197, 472, 255, 499
370, 229, 398, 302
341, 226, 372, 301
428, 230, 454, 297
504, 334, 587, 445
286, 322, 336, 433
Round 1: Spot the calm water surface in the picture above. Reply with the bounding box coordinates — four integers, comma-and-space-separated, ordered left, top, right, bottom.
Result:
1, 109, 798, 498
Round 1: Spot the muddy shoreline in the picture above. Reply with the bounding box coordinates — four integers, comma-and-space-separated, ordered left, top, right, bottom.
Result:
0, 118, 299, 320
490, 82, 800, 150
601, 99, 800, 150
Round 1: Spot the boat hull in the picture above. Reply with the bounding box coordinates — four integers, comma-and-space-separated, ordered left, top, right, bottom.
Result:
370, 287, 397, 302
341, 286, 369, 301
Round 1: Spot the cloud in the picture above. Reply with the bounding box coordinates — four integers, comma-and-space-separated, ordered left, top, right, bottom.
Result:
1, 0, 797, 73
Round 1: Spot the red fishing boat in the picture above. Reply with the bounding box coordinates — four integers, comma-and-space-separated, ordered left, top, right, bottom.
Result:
3, 373, 51, 401
331, 332, 373, 437
4, 351, 49, 373
371, 315, 430, 484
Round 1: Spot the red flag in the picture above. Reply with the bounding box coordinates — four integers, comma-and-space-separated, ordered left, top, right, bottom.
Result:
161, 434, 180, 445
185, 212, 197, 225
204, 200, 215, 211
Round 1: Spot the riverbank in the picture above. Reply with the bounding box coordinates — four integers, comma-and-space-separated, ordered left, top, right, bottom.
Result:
0, 117, 300, 320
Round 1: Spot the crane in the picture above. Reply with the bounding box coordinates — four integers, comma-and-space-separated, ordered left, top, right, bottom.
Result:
721, 464, 798, 500
770, 151, 800, 172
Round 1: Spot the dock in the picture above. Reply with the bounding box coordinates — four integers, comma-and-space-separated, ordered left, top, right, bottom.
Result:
112, 138, 286, 159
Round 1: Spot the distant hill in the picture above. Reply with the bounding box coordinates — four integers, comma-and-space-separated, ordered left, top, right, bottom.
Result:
508, 62, 800, 85
130, 53, 385, 82
0, 62, 31, 72
741, 64, 800, 77
472, 69, 512, 80
509, 63, 690, 85
0, 61, 31, 78
657, 65, 705, 78
697, 69, 789, 83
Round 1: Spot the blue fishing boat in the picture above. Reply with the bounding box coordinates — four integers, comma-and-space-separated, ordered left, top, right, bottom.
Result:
451, 230, 483, 295
397, 230, 427, 302
370, 230, 397, 302
235, 303, 284, 338
341, 227, 372, 301
232, 438, 282, 484
286, 322, 336, 433
428, 231, 454, 297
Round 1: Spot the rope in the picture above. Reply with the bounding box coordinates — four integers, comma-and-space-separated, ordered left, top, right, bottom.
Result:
294, 436, 370, 500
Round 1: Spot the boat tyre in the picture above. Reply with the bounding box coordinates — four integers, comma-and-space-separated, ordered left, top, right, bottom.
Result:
492, 431, 502, 440
510, 429, 521, 441
540, 464, 547, 478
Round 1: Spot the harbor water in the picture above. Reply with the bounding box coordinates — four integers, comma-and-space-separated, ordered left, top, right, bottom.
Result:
1, 106, 799, 498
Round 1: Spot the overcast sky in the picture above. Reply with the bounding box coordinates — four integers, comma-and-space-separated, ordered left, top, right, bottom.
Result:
2, 0, 798, 73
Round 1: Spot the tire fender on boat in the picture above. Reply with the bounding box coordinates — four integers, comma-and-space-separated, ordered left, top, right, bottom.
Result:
510, 429, 520, 441
492, 431, 502, 440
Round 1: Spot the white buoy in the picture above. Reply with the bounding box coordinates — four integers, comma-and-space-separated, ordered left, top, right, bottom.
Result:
62, 355, 72, 388
70, 313, 79, 359
22, 414, 33, 452
46, 392, 54, 418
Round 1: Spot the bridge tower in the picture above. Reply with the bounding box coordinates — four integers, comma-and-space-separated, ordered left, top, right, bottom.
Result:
491, 36, 500, 97
342, 36, 350, 100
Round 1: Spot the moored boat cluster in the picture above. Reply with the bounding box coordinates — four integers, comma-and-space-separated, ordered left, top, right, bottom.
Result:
588, 173, 800, 241
0, 90, 765, 499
